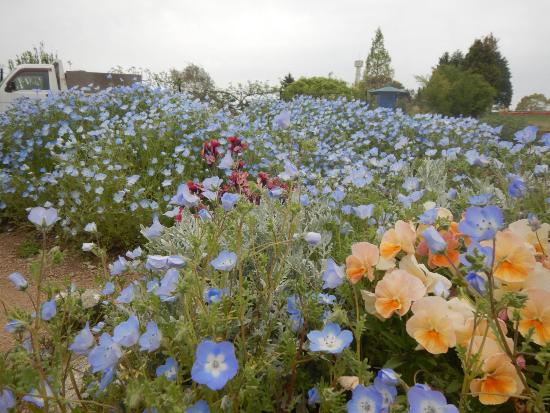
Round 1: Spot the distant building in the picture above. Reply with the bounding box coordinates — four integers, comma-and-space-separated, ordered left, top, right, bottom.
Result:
368, 85, 408, 109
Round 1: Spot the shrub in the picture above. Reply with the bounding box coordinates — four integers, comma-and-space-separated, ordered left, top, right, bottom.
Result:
281, 76, 354, 100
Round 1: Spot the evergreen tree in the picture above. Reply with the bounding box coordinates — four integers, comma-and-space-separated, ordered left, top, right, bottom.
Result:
463, 34, 512, 108
363, 27, 394, 91
438, 50, 464, 67
280, 73, 295, 89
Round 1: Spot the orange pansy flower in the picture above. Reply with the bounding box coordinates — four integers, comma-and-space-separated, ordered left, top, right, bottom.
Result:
345, 242, 379, 283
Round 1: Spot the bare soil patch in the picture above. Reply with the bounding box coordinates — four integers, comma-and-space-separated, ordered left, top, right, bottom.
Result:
0, 226, 99, 351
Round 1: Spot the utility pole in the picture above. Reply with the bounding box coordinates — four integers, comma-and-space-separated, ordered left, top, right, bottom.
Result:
354, 60, 363, 86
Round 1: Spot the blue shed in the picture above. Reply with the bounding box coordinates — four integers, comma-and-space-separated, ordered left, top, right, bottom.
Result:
368, 85, 408, 109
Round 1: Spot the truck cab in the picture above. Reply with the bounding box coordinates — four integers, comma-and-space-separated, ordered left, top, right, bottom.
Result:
0, 64, 60, 113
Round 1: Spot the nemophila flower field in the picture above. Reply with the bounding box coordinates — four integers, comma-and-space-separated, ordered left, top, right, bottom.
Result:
0, 85, 549, 412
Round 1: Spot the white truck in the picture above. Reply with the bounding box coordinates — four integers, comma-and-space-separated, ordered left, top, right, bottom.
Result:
0, 60, 141, 112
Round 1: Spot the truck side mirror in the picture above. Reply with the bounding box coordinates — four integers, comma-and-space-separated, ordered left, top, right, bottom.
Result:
5, 81, 16, 93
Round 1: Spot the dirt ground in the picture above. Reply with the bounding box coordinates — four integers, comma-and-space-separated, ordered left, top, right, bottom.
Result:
0, 226, 99, 351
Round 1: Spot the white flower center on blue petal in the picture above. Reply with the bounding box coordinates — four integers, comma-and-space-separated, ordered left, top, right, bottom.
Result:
320, 333, 342, 350
205, 353, 228, 378
358, 396, 375, 412
421, 401, 442, 413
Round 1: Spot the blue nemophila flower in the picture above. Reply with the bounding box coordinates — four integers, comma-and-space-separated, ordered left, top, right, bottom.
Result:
198, 208, 212, 220
422, 226, 447, 254
142, 214, 164, 239
22, 382, 53, 408
527, 213, 541, 231
8, 272, 28, 290
402, 177, 420, 192
171, 184, 200, 208
300, 194, 309, 206
514, 125, 538, 144
91, 322, 105, 334
97, 366, 115, 394
84, 222, 97, 232
507, 174, 526, 198
332, 188, 345, 202
156, 357, 179, 381
465, 272, 487, 294
113, 316, 140, 347
418, 208, 437, 225
202, 176, 223, 201
187, 400, 210, 413
204, 287, 229, 304
0, 388, 15, 412
322, 258, 345, 289
82, 242, 95, 252
273, 111, 291, 130
109, 256, 128, 276
218, 151, 233, 170
374, 371, 398, 412
126, 247, 142, 260
89, 333, 122, 373
221, 192, 240, 212
353, 204, 374, 219
304, 231, 322, 245
139, 321, 161, 352
407, 384, 458, 413
115, 284, 135, 304
287, 295, 304, 331
41, 299, 57, 321
268, 186, 283, 198
307, 323, 353, 354
279, 159, 299, 181
458, 206, 503, 241
191, 340, 238, 390
210, 251, 237, 271
375, 368, 398, 386
447, 188, 458, 200
4, 319, 25, 333
101, 282, 115, 295
28, 206, 58, 228
347, 384, 383, 413
154, 268, 180, 300
468, 193, 492, 206
460, 242, 493, 269
69, 322, 95, 355
308, 387, 320, 406
318, 293, 336, 305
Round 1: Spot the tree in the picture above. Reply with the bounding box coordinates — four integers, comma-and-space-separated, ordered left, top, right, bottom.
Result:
8, 42, 58, 70
280, 73, 295, 89
143, 64, 216, 101
280, 73, 295, 99
418, 65, 495, 117
170, 64, 216, 101
463, 34, 512, 108
516, 93, 549, 111
281, 77, 354, 101
438, 50, 464, 67
213, 81, 279, 113
363, 27, 394, 91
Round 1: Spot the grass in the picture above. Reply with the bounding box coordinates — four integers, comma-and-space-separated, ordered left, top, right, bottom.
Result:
513, 114, 550, 131
16, 239, 40, 258
480, 113, 550, 139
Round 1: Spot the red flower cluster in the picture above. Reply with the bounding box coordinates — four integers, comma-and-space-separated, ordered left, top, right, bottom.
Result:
257, 172, 288, 192
201, 139, 220, 166
227, 136, 248, 154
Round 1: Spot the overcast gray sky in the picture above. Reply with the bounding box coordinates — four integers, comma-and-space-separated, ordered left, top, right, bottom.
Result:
2, 0, 549, 106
